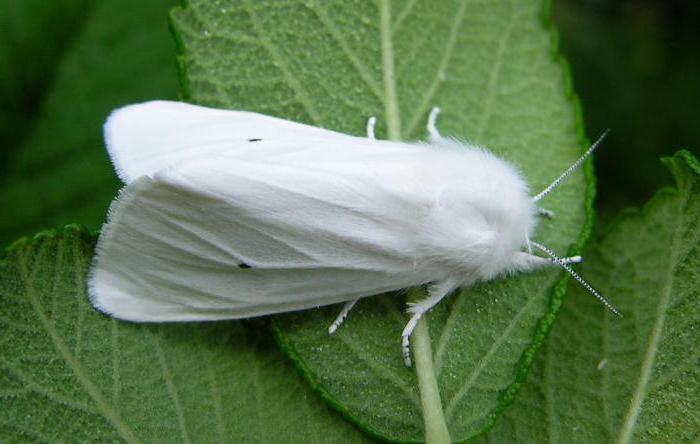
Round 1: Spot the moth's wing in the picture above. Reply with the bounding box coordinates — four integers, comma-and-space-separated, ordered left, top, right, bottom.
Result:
105, 100, 360, 183
89, 155, 432, 322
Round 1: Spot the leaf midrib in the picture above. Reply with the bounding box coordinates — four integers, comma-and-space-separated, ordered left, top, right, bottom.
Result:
616, 191, 686, 444
379, 1, 449, 441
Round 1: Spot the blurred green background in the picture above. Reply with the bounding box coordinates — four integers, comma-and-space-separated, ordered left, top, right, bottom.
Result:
554, 0, 700, 220
1, 0, 698, 249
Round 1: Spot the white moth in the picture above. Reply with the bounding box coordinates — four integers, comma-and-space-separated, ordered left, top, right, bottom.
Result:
89, 100, 620, 366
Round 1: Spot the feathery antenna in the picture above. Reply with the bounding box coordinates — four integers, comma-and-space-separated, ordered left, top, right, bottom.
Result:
530, 241, 622, 317
532, 130, 610, 203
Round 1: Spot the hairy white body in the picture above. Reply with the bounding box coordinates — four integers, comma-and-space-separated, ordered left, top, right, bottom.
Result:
89, 101, 615, 365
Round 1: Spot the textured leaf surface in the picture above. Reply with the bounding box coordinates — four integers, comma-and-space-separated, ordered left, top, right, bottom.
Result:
0, 0, 178, 248
171, 1, 590, 441
0, 227, 373, 443
486, 151, 700, 443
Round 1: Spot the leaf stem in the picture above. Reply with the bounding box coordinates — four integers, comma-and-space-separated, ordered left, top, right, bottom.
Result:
381, 2, 448, 441
410, 290, 452, 443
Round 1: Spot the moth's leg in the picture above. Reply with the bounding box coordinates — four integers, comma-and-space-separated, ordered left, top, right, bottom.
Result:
366, 116, 377, 140
427, 106, 442, 141
401, 279, 458, 366
514, 252, 581, 271
328, 298, 359, 334
537, 207, 555, 218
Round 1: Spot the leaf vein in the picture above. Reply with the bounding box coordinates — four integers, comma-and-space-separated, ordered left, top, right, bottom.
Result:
152, 329, 192, 444
392, 0, 419, 32
379, 0, 401, 139
307, 0, 383, 101
405, 0, 469, 136
474, 1, 518, 140
445, 291, 537, 418
242, 0, 322, 124
17, 245, 139, 443
111, 321, 121, 407
205, 331, 226, 442
336, 333, 420, 406
434, 290, 469, 374
0, 357, 97, 414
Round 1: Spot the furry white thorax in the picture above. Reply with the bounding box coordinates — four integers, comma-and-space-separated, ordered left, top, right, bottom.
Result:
391, 138, 537, 282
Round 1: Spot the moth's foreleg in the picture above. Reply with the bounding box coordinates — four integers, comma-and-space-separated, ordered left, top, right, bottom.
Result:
560, 255, 582, 265
427, 107, 442, 141
401, 279, 458, 367
328, 298, 359, 334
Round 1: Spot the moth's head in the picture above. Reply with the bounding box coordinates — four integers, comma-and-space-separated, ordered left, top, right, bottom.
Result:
519, 130, 621, 317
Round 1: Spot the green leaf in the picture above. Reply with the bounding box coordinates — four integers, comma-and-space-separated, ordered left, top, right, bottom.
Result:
0, 0, 179, 248
487, 150, 700, 443
170, 0, 591, 441
0, 227, 374, 443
